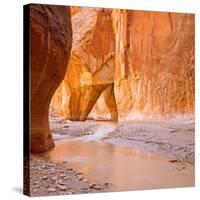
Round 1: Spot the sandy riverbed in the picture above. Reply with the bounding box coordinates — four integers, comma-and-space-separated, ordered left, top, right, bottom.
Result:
29, 110, 195, 196
50, 110, 195, 164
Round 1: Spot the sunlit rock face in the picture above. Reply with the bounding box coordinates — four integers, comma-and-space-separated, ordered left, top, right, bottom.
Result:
30, 4, 72, 152
51, 8, 194, 121
112, 10, 194, 119
51, 8, 118, 121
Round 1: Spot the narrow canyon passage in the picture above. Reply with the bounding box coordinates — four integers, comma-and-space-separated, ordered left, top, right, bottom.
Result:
29, 5, 195, 196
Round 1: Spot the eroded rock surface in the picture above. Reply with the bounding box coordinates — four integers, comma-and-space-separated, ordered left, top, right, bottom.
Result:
30, 4, 72, 152
112, 10, 194, 118
51, 8, 194, 121
51, 8, 118, 121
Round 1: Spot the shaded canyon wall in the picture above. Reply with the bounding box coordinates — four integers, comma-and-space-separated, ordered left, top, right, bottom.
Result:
30, 4, 72, 152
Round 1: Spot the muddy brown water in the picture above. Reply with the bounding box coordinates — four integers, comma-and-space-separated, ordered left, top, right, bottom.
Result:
44, 135, 194, 191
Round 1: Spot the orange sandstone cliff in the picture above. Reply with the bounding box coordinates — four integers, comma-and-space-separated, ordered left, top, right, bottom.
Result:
51, 8, 194, 121
30, 4, 72, 152
112, 10, 194, 119
51, 8, 118, 121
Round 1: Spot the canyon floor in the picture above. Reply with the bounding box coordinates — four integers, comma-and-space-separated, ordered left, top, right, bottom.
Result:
30, 110, 195, 196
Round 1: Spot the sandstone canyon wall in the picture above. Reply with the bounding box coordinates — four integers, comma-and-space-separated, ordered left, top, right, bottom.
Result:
30, 4, 72, 152
112, 10, 194, 119
51, 8, 194, 121
51, 8, 118, 121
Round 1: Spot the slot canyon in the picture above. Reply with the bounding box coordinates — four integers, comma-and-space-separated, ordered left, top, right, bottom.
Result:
28, 5, 195, 196
51, 8, 194, 123
30, 6, 194, 153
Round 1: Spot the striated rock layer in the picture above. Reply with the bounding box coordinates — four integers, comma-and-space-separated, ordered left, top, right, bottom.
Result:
30, 4, 72, 152
112, 10, 194, 118
51, 8, 194, 121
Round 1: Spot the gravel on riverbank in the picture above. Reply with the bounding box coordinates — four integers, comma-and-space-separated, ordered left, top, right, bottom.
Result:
30, 155, 113, 196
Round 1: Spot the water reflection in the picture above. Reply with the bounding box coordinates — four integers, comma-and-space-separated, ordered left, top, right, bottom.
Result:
45, 139, 194, 191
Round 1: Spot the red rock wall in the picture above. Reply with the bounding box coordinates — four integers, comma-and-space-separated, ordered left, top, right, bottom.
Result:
51, 8, 194, 121
30, 4, 72, 152
51, 8, 118, 121
112, 10, 194, 118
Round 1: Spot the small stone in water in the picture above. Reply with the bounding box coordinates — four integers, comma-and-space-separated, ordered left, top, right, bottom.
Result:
75, 172, 82, 176
104, 182, 110, 186
89, 183, 101, 190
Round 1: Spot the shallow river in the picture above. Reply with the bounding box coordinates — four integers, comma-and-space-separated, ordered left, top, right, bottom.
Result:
46, 122, 194, 191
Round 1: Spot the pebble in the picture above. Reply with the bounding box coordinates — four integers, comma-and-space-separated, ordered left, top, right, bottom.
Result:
78, 176, 83, 181
33, 185, 40, 189
89, 183, 101, 190
103, 182, 110, 187
51, 176, 57, 181
75, 172, 82, 176
169, 159, 180, 163
42, 165, 46, 169
48, 188, 56, 192
42, 176, 48, 180
57, 185, 67, 191
64, 176, 70, 180
57, 180, 65, 185
59, 174, 66, 178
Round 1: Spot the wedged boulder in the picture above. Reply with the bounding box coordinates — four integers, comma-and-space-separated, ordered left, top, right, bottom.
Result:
30, 4, 72, 152
112, 10, 194, 118
51, 8, 118, 121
